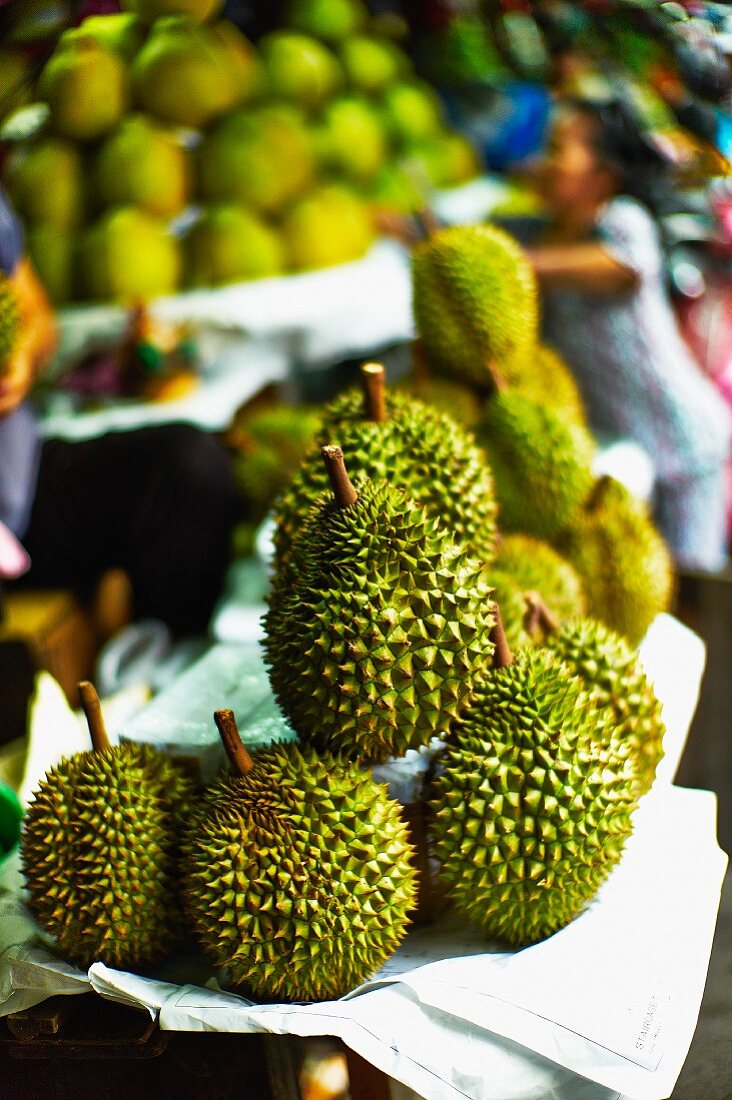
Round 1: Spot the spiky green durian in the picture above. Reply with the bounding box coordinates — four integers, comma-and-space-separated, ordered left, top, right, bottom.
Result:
396, 371, 482, 427
515, 345, 587, 427
21, 682, 194, 970
478, 390, 595, 541
265, 447, 496, 763
230, 403, 320, 515
545, 617, 665, 795
0, 274, 19, 376
431, 629, 637, 947
559, 477, 674, 647
182, 714, 417, 1001
411, 224, 538, 391
274, 362, 497, 565
494, 534, 586, 627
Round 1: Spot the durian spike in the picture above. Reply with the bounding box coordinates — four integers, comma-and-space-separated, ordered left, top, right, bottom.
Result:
586, 475, 613, 513
78, 681, 111, 753
489, 604, 514, 668
523, 591, 560, 640
322, 445, 358, 509
360, 361, 388, 423
214, 710, 254, 778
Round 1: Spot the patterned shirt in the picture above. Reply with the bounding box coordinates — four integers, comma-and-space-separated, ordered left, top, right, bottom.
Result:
541, 197, 731, 481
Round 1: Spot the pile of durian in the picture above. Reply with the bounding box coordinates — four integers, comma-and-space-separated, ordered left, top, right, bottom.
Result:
21, 226, 674, 1002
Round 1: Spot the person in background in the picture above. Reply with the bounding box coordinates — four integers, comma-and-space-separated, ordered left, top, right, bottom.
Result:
0, 188, 236, 633
524, 97, 731, 573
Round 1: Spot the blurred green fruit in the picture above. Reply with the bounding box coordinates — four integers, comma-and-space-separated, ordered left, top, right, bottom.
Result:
121, 0, 223, 25
199, 104, 315, 213
364, 164, 423, 213
282, 184, 375, 271
339, 36, 409, 94
0, 51, 33, 123
38, 34, 129, 141
382, 81, 444, 145
95, 115, 191, 218
73, 14, 146, 60
432, 132, 481, 186
27, 223, 75, 305
287, 0, 367, 42
6, 138, 85, 228
319, 96, 387, 182
78, 207, 180, 301
260, 32, 342, 110
187, 205, 285, 286
131, 17, 259, 129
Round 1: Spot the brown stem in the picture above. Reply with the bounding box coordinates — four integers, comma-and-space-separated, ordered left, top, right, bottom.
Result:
490, 605, 514, 668
484, 357, 508, 395
360, 362, 388, 423
214, 710, 253, 778
587, 475, 613, 513
78, 681, 111, 753
411, 338, 430, 385
413, 207, 440, 240
322, 445, 358, 508
523, 592, 559, 640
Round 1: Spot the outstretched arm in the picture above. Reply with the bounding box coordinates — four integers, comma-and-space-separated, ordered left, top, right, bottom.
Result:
527, 242, 638, 295
0, 258, 58, 418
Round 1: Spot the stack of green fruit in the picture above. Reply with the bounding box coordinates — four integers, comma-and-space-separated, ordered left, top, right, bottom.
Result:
20, 362, 669, 990
411, 223, 675, 648
2, 0, 481, 305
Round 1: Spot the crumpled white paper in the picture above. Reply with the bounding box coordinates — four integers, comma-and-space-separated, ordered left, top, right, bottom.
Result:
0, 615, 724, 1100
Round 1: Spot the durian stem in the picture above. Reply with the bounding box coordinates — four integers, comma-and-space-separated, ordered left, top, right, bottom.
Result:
214, 710, 254, 778
587, 475, 612, 513
484, 357, 508, 395
490, 604, 514, 668
78, 681, 111, 753
360, 362, 388, 423
322, 445, 358, 509
413, 207, 440, 240
523, 592, 559, 639
411, 338, 430, 384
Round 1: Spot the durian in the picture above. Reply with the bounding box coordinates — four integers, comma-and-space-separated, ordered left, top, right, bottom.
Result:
412, 224, 538, 392
21, 682, 194, 970
516, 345, 587, 427
559, 477, 674, 647
430, 612, 637, 947
545, 617, 665, 795
492, 534, 586, 643
274, 362, 497, 565
0, 274, 19, 376
265, 446, 495, 763
478, 390, 595, 541
182, 710, 417, 1001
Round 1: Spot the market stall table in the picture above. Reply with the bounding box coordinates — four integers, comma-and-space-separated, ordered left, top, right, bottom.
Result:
0, 615, 724, 1100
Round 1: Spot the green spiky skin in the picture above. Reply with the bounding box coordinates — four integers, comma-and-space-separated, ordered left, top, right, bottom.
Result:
545, 618, 665, 795
0, 274, 19, 375
22, 743, 195, 970
495, 534, 586, 626
265, 478, 496, 763
182, 743, 417, 1001
412, 224, 538, 391
231, 404, 321, 514
478, 391, 595, 541
431, 649, 638, 947
559, 478, 674, 647
273, 387, 497, 566
515, 345, 587, 427
396, 372, 482, 427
